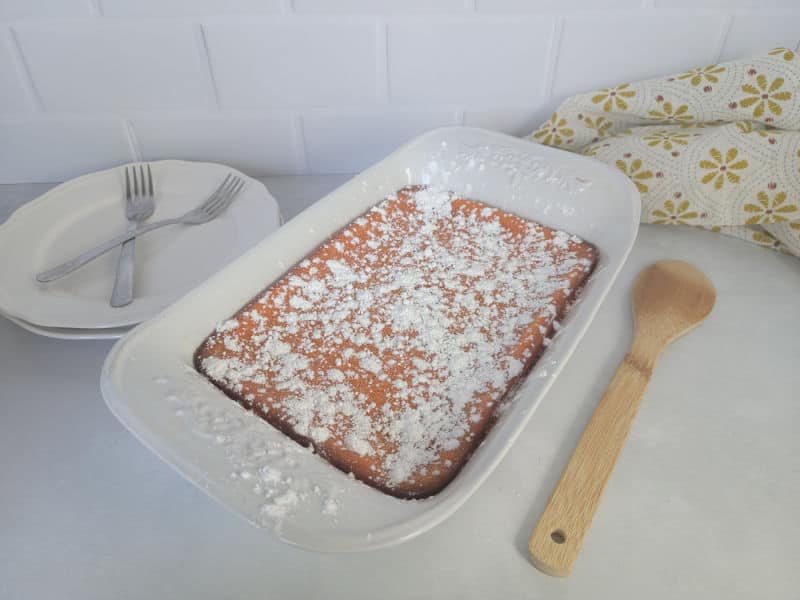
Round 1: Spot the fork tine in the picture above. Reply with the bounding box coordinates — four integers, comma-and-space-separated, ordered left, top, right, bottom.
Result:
230, 178, 246, 198
219, 173, 236, 194
211, 178, 245, 215
205, 174, 233, 207
222, 176, 241, 198
139, 164, 146, 199
217, 173, 235, 196
133, 164, 140, 198
204, 175, 238, 214
146, 164, 154, 198
125, 166, 131, 200
216, 177, 243, 209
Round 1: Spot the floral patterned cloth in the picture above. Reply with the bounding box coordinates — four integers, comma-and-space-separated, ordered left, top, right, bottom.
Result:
527, 48, 800, 257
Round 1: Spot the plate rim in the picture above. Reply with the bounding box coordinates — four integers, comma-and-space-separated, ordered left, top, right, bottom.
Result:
2, 311, 130, 340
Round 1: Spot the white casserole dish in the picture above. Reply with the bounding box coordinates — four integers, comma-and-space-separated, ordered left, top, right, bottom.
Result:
101, 127, 640, 552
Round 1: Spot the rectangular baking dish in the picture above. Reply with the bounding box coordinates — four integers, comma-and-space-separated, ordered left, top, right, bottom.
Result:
101, 127, 640, 551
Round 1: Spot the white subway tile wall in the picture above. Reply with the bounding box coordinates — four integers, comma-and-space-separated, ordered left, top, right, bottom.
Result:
0, 0, 93, 19
551, 13, 727, 97
462, 107, 552, 137
204, 18, 379, 109
0, 117, 132, 182
302, 108, 459, 173
0, 28, 32, 113
0, 3, 798, 183
388, 17, 553, 104
654, 0, 798, 8
14, 21, 214, 111
477, 0, 642, 10
719, 13, 800, 61
98, 0, 283, 17
294, 0, 471, 12
130, 113, 300, 175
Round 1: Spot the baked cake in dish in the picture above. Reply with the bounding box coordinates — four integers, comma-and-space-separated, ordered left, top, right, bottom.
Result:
194, 186, 596, 499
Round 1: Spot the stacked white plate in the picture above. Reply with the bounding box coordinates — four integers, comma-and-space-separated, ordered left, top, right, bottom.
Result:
0, 161, 282, 340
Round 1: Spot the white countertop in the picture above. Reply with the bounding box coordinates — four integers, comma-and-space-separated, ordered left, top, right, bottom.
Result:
1, 176, 798, 600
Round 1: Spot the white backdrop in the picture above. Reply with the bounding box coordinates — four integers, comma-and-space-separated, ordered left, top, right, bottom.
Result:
1, 0, 798, 183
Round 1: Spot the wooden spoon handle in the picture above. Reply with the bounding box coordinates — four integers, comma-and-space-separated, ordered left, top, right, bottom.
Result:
528, 350, 653, 576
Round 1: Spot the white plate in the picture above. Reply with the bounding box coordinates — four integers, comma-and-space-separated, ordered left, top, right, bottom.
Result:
101, 128, 640, 552
2, 311, 130, 340
0, 161, 281, 329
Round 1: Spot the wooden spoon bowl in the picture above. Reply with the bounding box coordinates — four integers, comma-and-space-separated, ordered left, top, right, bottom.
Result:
633, 260, 717, 351
528, 260, 716, 577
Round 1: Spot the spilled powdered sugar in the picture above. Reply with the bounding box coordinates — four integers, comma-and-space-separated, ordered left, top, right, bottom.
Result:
197, 187, 593, 494
161, 382, 341, 527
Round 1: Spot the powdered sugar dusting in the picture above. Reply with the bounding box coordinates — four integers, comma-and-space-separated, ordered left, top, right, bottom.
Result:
161, 385, 341, 528
196, 186, 595, 497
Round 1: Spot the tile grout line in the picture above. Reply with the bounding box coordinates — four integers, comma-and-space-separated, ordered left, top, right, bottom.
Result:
377, 19, 390, 103
712, 14, 733, 62
293, 114, 310, 175
123, 119, 143, 162
197, 23, 222, 110
7, 26, 45, 113
541, 16, 564, 104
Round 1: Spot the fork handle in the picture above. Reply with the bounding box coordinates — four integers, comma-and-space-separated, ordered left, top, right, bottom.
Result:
110, 223, 138, 308
36, 217, 182, 283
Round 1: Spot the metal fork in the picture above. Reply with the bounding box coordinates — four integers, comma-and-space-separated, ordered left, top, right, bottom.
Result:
110, 164, 155, 307
36, 174, 246, 283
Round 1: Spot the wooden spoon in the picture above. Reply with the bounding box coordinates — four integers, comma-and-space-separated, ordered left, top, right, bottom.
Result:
528, 260, 716, 577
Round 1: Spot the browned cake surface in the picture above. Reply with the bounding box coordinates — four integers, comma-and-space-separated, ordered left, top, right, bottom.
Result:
195, 186, 596, 498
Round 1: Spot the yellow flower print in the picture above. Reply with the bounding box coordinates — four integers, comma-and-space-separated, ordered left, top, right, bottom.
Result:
769, 47, 795, 61
699, 148, 748, 190
643, 130, 691, 150
647, 102, 693, 123
743, 190, 798, 224
679, 122, 707, 130
651, 199, 698, 225
582, 115, 613, 138
751, 230, 784, 250
740, 75, 792, 117
533, 113, 574, 146
677, 64, 725, 86
735, 120, 768, 136
591, 84, 636, 112
736, 121, 783, 145
615, 158, 653, 194
583, 145, 600, 157
583, 141, 613, 157
693, 223, 722, 233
